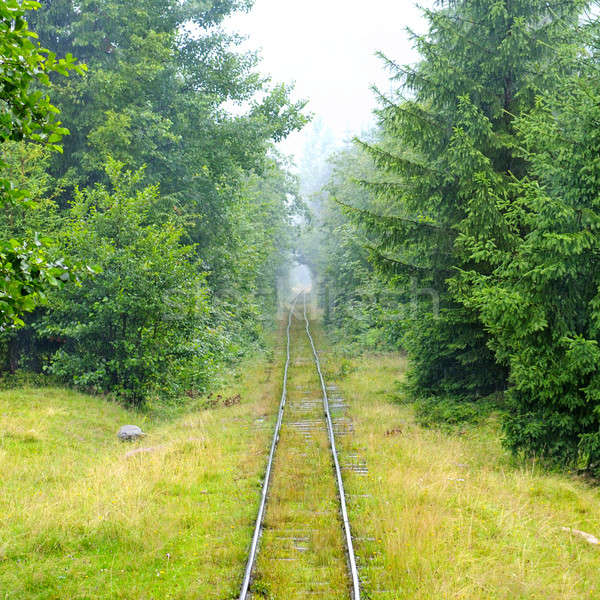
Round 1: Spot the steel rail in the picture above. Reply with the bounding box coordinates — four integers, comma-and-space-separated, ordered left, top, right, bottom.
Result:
302, 292, 361, 600
238, 295, 299, 600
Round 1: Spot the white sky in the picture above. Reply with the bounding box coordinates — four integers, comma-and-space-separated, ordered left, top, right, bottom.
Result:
225, 0, 433, 166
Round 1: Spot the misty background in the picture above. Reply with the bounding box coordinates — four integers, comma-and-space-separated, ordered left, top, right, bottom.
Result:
225, 0, 433, 172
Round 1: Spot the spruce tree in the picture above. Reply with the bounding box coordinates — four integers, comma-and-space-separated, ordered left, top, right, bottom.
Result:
351, 0, 588, 402
452, 18, 600, 470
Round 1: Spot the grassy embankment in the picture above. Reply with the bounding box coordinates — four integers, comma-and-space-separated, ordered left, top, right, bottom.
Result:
322, 349, 600, 599
0, 345, 283, 600
4, 316, 600, 599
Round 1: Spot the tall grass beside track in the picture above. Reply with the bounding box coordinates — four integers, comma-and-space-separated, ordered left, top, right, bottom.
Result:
0, 348, 282, 600
321, 350, 600, 599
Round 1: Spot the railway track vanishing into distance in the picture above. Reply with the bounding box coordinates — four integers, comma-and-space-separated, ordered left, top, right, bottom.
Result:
238, 292, 361, 600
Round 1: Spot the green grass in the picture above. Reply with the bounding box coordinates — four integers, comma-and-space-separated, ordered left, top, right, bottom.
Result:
6, 318, 600, 599
322, 351, 600, 599
0, 349, 282, 600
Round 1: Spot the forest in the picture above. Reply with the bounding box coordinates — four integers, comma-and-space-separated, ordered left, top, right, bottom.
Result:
1, 0, 307, 404
3, 0, 600, 598
308, 0, 600, 474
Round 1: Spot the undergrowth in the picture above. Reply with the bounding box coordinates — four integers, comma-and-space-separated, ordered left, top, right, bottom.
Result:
413, 393, 504, 430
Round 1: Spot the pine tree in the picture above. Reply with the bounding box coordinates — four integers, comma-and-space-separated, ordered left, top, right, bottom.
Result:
453, 17, 600, 470
350, 0, 588, 402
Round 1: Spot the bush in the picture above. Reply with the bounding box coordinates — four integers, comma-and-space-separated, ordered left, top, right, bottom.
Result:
41, 161, 214, 405
414, 394, 502, 430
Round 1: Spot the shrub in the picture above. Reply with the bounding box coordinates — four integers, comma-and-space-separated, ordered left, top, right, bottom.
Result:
42, 161, 214, 405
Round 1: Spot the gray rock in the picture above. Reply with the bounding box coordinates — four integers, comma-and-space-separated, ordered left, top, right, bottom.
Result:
117, 425, 145, 441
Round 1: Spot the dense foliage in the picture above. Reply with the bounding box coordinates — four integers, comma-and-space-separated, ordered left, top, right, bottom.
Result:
26, 0, 305, 265
0, 0, 84, 327
301, 139, 405, 350
0, 0, 307, 403
453, 27, 600, 469
41, 162, 214, 404
313, 0, 600, 471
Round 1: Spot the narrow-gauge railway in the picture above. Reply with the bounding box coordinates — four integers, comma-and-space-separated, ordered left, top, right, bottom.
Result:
238, 292, 361, 600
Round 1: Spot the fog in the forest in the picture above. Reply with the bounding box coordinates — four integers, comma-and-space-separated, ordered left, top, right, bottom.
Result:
289, 262, 313, 293
225, 0, 434, 168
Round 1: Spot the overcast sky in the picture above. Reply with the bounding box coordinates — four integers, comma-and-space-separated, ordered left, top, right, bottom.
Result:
225, 0, 434, 166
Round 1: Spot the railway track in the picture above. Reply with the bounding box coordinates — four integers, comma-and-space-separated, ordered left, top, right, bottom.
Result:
238, 292, 361, 600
